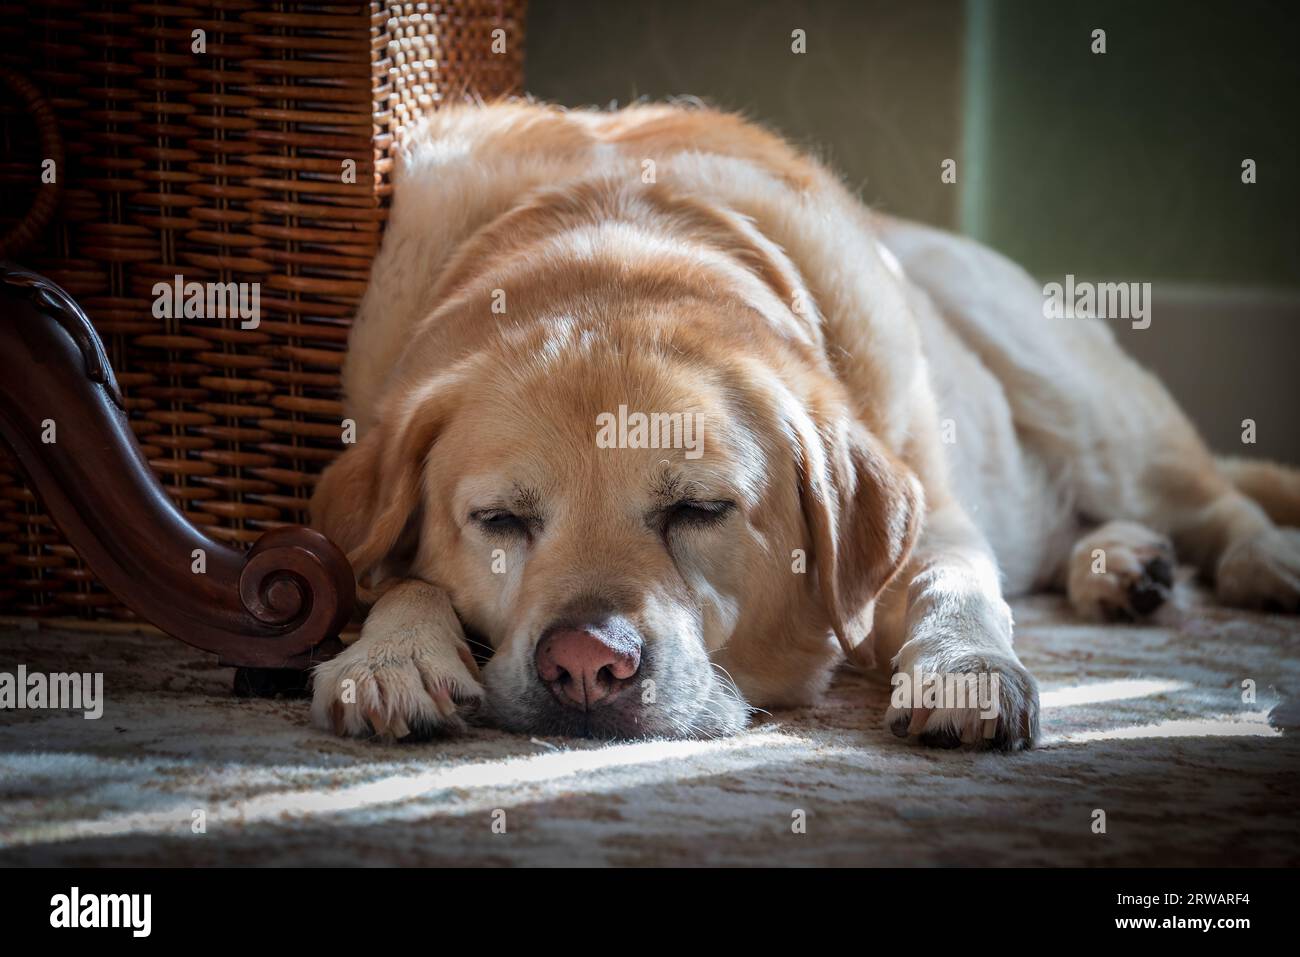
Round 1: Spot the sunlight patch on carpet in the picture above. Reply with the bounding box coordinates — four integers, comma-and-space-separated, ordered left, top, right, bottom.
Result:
1060, 711, 1280, 743
0, 730, 845, 849
1040, 678, 1188, 709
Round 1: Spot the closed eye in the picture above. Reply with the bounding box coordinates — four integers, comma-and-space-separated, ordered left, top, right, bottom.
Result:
470, 508, 531, 538
662, 499, 736, 532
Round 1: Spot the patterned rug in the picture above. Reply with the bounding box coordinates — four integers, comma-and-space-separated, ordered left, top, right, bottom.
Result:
2, 578, 1297, 867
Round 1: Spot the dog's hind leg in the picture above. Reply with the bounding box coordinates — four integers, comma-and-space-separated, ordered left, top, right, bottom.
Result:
1218, 457, 1300, 528
877, 216, 1299, 614
1047, 371, 1299, 613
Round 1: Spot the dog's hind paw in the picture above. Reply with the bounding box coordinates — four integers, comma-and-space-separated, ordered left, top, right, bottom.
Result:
1067, 521, 1175, 623
1216, 527, 1300, 613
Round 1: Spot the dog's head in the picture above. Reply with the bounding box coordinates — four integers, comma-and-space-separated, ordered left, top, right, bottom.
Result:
313, 192, 921, 740
314, 314, 919, 739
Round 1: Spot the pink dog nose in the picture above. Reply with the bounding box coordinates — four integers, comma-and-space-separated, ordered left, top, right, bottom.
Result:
536, 627, 641, 709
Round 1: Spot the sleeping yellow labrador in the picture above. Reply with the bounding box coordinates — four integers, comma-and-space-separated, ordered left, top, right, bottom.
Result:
309, 101, 1300, 748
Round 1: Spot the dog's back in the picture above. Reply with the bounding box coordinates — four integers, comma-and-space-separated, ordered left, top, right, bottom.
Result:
354, 99, 1300, 612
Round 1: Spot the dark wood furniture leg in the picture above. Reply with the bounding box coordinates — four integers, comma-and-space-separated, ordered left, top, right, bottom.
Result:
0, 262, 354, 690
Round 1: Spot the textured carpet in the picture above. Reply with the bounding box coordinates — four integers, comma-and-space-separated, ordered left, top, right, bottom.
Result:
1, 578, 1298, 867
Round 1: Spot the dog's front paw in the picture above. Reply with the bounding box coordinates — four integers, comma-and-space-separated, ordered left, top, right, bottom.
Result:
885, 644, 1039, 752
312, 637, 484, 740
1216, 528, 1300, 613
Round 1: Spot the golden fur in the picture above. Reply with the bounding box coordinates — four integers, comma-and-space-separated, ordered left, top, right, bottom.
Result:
308, 101, 1300, 746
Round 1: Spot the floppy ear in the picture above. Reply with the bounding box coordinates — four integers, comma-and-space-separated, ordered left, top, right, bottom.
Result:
310, 380, 456, 599
796, 412, 924, 659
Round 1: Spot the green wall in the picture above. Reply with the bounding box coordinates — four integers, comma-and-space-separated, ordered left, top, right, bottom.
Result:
962, 0, 1298, 287
526, 0, 967, 227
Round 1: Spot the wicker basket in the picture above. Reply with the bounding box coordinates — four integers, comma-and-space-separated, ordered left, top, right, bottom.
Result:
0, 1, 526, 621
